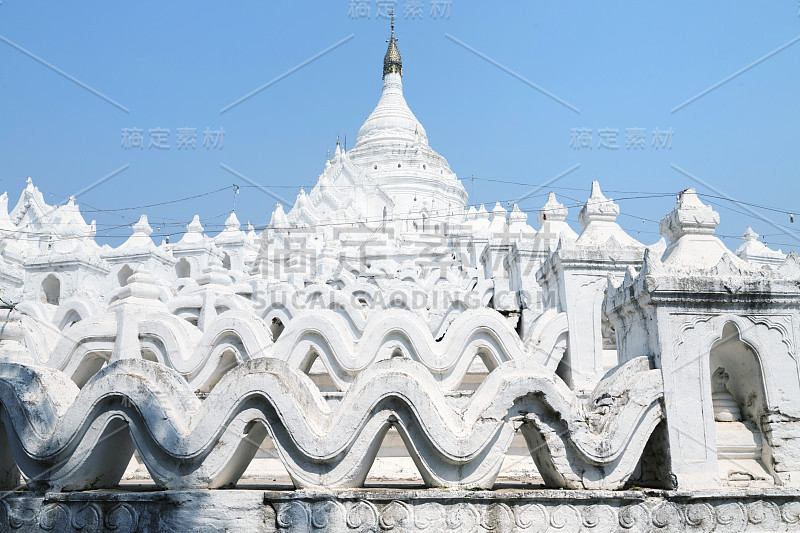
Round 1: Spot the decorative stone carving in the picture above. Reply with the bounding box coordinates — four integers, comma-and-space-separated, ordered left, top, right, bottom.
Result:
659, 187, 720, 242
0, 489, 793, 532
712, 367, 742, 422
0, 16, 796, 532
606, 189, 800, 489
0, 355, 661, 491
736, 226, 786, 267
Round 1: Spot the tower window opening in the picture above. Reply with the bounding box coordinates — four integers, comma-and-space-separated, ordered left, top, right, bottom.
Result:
117, 265, 134, 287
176, 258, 191, 279
41, 275, 60, 305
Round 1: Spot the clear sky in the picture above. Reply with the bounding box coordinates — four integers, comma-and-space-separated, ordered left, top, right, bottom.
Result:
1, 1, 798, 251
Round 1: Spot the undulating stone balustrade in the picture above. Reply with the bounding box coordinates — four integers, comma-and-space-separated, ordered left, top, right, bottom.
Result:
17, 305, 568, 393
1, 18, 798, 527
0, 355, 662, 492
255, 276, 495, 341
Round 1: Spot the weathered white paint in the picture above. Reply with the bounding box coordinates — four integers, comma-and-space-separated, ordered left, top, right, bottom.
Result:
0, 21, 796, 510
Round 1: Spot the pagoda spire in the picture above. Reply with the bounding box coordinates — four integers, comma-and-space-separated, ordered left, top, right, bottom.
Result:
383, 7, 402, 78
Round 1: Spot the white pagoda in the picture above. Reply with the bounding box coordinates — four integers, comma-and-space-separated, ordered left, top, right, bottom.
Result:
0, 13, 797, 532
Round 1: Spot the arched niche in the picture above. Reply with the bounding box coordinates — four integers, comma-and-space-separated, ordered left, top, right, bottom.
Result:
41, 275, 60, 306
222, 253, 231, 270
710, 322, 768, 426
175, 258, 191, 279
709, 321, 774, 484
117, 264, 134, 287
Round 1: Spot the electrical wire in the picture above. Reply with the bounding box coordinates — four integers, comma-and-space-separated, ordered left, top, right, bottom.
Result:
0, 178, 798, 247
80, 185, 236, 213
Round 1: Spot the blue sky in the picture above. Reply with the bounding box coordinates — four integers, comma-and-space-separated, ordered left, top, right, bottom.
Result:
1, 1, 798, 251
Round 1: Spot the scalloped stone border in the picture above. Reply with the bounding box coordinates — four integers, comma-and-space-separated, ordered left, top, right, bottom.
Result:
0, 488, 798, 532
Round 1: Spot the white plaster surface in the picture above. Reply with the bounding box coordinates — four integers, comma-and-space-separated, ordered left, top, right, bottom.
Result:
0, 20, 797, 532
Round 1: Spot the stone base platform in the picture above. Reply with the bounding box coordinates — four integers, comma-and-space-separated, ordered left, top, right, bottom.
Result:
0, 487, 798, 532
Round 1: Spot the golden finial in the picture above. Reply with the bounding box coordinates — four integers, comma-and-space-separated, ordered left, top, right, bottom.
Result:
383, 7, 402, 78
